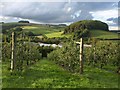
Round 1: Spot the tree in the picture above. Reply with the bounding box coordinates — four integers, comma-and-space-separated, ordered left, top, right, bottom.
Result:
18, 20, 29, 23
64, 20, 109, 34
14, 27, 23, 32
26, 31, 35, 36
48, 41, 79, 73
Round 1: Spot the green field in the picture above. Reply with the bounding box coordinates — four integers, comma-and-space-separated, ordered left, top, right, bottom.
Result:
22, 25, 72, 38
22, 25, 118, 39
45, 31, 72, 38
2, 59, 118, 88
90, 30, 118, 39
22, 25, 64, 34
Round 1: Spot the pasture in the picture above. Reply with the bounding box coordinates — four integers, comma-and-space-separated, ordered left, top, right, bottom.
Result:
22, 25, 118, 39
2, 59, 118, 88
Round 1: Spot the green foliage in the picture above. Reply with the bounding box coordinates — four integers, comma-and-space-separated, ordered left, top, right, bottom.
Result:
73, 29, 90, 39
15, 42, 41, 70
14, 27, 23, 32
48, 39, 119, 73
48, 41, 80, 72
84, 40, 119, 70
2, 23, 30, 34
64, 20, 109, 39
32, 37, 60, 44
25, 31, 35, 36
18, 20, 29, 23
2, 42, 11, 61
64, 20, 108, 34
2, 30, 42, 71
38, 46, 55, 57
2, 41, 41, 71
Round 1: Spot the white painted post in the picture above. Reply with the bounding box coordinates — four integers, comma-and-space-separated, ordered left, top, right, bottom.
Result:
76, 38, 83, 74
80, 38, 83, 74
11, 32, 16, 71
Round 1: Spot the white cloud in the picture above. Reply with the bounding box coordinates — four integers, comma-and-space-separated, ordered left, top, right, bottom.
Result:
0, 16, 10, 21
90, 9, 118, 30
74, 9, 118, 30
0, 2, 118, 28
67, 7, 72, 12
90, 9, 118, 21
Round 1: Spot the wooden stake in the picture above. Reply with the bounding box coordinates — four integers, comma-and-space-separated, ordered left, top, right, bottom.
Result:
80, 38, 83, 74
11, 32, 16, 71
76, 38, 83, 74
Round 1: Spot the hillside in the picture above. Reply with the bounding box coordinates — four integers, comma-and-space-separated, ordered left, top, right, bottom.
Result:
2, 59, 118, 88
21, 24, 118, 39
64, 20, 109, 34
62, 20, 118, 39
90, 30, 118, 39
22, 25, 71, 38
2, 22, 118, 39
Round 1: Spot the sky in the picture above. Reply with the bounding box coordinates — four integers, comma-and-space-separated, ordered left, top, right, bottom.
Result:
0, 1, 119, 30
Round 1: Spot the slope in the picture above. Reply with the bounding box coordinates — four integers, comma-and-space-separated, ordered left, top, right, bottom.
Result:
90, 30, 118, 39
2, 59, 118, 88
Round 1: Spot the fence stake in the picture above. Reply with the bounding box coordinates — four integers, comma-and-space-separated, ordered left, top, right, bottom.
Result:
76, 38, 83, 74
11, 32, 16, 71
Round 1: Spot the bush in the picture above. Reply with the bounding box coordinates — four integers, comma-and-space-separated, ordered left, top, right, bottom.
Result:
84, 40, 119, 69
38, 46, 55, 58
2, 41, 42, 71
48, 41, 79, 72
73, 29, 90, 39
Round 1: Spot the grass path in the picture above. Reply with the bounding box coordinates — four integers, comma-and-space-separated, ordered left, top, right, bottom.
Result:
2, 59, 118, 88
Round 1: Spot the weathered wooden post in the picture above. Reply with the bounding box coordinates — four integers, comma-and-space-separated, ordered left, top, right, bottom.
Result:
76, 38, 83, 74
11, 32, 16, 71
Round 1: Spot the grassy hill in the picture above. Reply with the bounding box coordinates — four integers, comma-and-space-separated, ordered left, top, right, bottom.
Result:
22, 25, 72, 38
90, 30, 118, 39
22, 25, 62, 35
21, 25, 118, 39
2, 59, 118, 88
2, 22, 118, 39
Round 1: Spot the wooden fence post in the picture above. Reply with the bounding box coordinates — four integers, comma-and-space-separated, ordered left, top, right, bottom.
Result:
76, 38, 84, 74
80, 38, 83, 74
11, 32, 16, 71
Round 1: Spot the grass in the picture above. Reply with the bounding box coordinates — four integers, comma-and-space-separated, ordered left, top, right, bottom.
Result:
45, 31, 72, 38
90, 30, 118, 39
22, 25, 118, 39
0, 33, 2, 40
2, 59, 118, 88
22, 25, 64, 35
22, 25, 72, 38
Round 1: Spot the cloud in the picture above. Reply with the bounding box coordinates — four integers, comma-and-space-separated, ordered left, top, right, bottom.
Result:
90, 9, 118, 27
107, 17, 118, 23
1, 2, 118, 25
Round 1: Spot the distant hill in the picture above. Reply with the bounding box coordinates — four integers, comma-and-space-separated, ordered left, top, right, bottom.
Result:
1, 21, 118, 39
2, 22, 34, 34
63, 20, 119, 39
90, 30, 118, 39
64, 20, 108, 34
